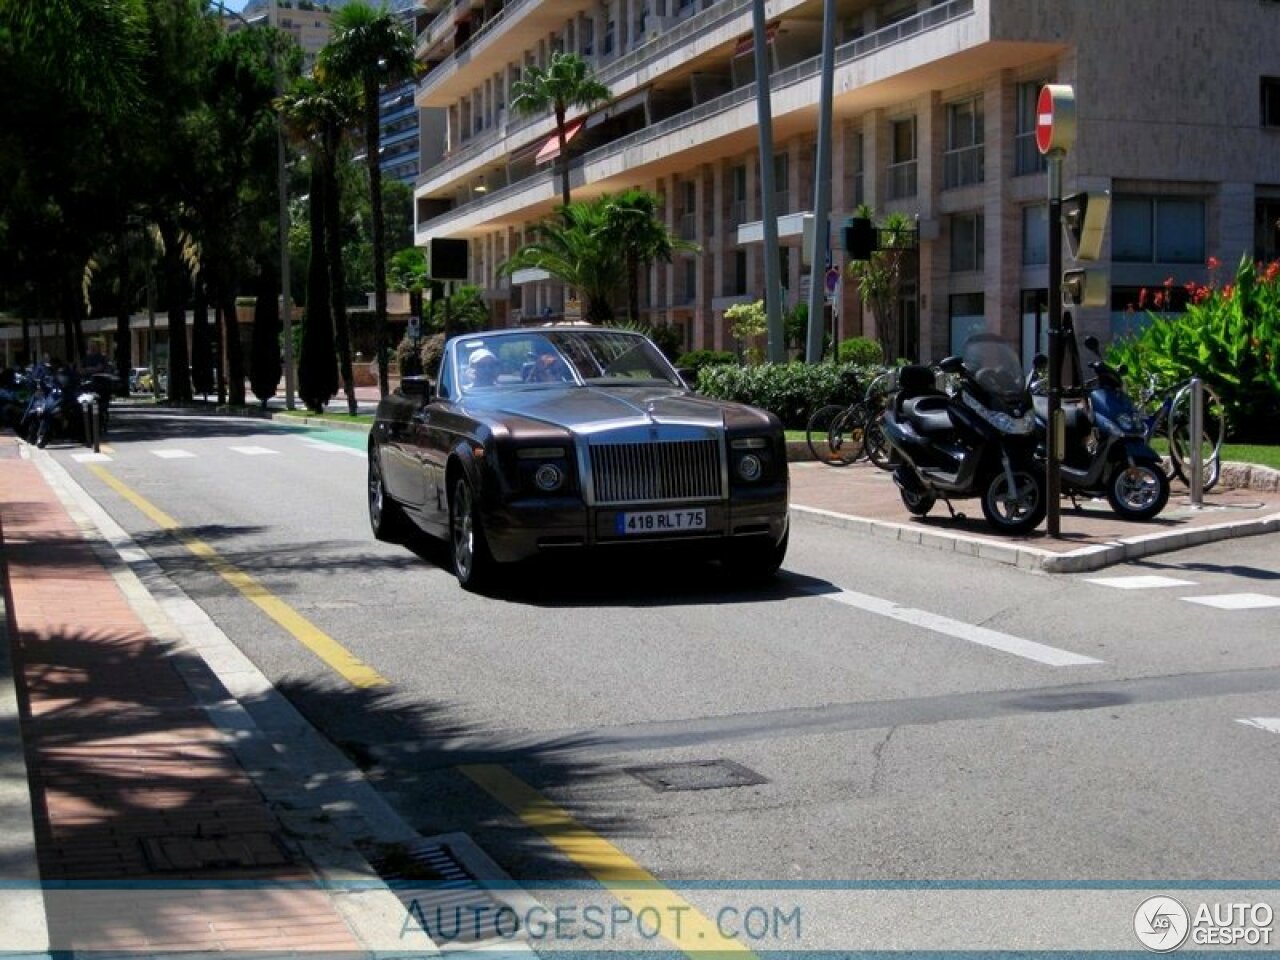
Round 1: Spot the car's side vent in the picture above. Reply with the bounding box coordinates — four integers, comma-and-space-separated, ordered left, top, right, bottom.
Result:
589, 438, 723, 504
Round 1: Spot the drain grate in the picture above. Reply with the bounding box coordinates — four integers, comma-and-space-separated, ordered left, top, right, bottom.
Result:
140, 832, 292, 872
373, 838, 516, 944
626, 759, 769, 792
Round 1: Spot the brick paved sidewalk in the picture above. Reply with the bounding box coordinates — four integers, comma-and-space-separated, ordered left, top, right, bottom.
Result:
0, 448, 364, 955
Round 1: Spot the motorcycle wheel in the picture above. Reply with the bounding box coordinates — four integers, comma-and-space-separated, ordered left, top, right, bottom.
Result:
1106, 461, 1170, 521
980, 468, 1046, 535
894, 467, 935, 517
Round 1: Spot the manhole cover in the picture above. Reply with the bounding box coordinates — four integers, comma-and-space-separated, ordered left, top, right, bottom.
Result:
140, 832, 291, 872
625, 759, 769, 792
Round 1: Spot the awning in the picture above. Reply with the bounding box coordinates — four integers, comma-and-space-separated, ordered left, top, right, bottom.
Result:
535, 121, 584, 165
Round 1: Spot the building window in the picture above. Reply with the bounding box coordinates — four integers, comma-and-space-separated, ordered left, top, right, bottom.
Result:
684, 259, 697, 303
1113, 196, 1206, 264
731, 164, 747, 224
951, 213, 985, 273
581, 19, 594, 56
944, 96, 984, 189
1022, 204, 1048, 265
888, 116, 917, 200
680, 181, 697, 240
852, 131, 865, 207
1015, 81, 1049, 176
732, 250, 748, 296
1256, 199, 1280, 262
604, 18, 615, 55
1263, 77, 1280, 127
949, 293, 986, 356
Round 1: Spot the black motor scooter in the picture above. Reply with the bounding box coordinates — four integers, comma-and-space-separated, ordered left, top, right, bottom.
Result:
881, 334, 1046, 535
1031, 325, 1169, 521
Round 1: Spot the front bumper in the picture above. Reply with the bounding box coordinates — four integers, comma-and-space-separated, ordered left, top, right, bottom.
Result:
482, 491, 790, 564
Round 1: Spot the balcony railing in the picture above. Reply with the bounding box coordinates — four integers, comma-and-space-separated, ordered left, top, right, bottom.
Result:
943, 143, 984, 189
417, 0, 976, 232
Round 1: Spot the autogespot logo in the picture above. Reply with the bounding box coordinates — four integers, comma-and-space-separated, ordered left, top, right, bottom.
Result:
1135, 896, 1190, 952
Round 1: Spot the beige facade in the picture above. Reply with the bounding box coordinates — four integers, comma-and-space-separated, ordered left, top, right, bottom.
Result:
412, 0, 1280, 363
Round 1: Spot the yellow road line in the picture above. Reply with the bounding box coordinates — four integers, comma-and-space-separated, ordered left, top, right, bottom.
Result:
88, 464, 388, 689
461, 764, 758, 958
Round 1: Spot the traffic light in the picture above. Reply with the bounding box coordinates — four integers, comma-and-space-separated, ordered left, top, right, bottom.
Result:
1061, 190, 1111, 261
1062, 268, 1109, 307
843, 217, 876, 260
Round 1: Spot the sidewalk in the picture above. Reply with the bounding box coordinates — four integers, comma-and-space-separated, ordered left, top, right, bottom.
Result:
789, 457, 1280, 572
0, 440, 369, 955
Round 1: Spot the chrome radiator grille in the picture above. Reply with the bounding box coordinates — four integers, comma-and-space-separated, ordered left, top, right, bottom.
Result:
588, 438, 723, 505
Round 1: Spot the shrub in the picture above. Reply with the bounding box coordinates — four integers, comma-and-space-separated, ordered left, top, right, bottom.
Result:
675, 349, 737, 378
837, 336, 883, 366
696, 361, 880, 429
1108, 255, 1280, 442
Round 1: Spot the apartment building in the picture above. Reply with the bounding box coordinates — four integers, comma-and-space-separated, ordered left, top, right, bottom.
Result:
411, 0, 1280, 364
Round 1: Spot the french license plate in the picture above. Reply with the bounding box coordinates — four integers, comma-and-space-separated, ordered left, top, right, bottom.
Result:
616, 508, 706, 535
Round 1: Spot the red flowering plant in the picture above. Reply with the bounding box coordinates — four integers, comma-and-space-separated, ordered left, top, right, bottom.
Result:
1109, 254, 1280, 442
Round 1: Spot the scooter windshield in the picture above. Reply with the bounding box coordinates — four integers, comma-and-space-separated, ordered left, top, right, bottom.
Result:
961, 335, 1026, 398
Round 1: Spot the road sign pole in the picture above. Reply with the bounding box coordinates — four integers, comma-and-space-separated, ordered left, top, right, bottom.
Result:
1047, 154, 1064, 538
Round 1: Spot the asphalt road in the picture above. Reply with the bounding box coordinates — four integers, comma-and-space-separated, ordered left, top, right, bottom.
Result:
40, 410, 1280, 936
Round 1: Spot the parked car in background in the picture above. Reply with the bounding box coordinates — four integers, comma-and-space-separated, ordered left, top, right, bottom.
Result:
368, 327, 790, 591
129, 367, 150, 393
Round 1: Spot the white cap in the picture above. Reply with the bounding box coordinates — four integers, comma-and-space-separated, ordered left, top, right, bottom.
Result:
469, 348, 497, 365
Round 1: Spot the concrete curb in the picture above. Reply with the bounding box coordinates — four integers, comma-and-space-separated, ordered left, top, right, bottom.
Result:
791, 504, 1280, 574
0, 489, 51, 956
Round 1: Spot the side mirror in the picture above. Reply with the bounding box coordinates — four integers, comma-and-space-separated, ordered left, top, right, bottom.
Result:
401, 375, 434, 398
1083, 335, 1100, 354
1033, 353, 1048, 371
938, 355, 964, 374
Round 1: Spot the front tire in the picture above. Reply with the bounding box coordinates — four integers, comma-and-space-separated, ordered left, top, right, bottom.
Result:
1106, 461, 1170, 521
722, 528, 788, 582
981, 467, 1046, 535
368, 445, 408, 542
450, 473, 495, 591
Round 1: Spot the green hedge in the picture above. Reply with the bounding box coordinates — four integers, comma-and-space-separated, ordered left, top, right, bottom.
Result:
695, 361, 881, 429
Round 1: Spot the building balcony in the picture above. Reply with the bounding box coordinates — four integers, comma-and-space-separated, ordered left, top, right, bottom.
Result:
416, 0, 1019, 241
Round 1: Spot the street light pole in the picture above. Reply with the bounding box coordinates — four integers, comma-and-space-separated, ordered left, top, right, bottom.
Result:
212, 0, 296, 409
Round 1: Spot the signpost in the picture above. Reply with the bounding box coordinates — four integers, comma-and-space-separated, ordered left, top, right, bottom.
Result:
1037, 84, 1076, 538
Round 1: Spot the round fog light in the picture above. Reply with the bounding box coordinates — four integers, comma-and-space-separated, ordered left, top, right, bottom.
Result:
534, 463, 565, 492
736, 453, 763, 481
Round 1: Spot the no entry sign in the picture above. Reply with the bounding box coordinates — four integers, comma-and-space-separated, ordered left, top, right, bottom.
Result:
1036, 84, 1076, 155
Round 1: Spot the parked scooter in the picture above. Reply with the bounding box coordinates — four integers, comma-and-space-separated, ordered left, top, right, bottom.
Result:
1031, 326, 1170, 521
882, 334, 1046, 535
21, 370, 91, 448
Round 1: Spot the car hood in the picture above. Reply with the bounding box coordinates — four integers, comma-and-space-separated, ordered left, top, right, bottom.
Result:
461, 386, 777, 435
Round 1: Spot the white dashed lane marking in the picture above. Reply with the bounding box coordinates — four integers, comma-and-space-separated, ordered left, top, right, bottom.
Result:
1085, 575, 1198, 590
1237, 718, 1280, 734
228, 445, 279, 456
70, 452, 112, 463
151, 449, 196, 459
1183, 593, 1280, 610
809, 586, 1103, 667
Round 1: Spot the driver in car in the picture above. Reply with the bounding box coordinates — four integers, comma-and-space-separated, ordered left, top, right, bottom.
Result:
467, 348, 500, 388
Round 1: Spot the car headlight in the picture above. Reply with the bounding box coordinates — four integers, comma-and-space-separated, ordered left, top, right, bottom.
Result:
736, 453, 763, 481
533, 463, 565, 492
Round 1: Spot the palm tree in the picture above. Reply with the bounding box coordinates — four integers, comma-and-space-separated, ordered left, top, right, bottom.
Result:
278, 75, 360, 414
847, 205, 913, 364
319, 1, 417, 399
500, 198, 627, 324
602, 189, 699, 324
509, 52, 610, 212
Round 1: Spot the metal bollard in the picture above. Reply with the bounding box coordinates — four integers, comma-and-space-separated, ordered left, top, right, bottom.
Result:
81, 398, 93, 449
91, 397, 100, 453
1189, 377, 1203, 508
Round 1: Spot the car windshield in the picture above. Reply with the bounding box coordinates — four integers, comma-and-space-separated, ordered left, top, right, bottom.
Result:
962, 334, 1026, 397
454, 330, 681, 392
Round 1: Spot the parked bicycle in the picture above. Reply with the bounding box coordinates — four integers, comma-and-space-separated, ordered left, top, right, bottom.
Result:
1136, 372, 1225, 491
805, 368, 898, 467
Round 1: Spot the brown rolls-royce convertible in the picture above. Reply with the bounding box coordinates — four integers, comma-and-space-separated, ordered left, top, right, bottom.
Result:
367, 326, 789, 591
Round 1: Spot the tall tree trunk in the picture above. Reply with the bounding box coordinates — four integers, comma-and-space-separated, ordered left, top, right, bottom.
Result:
555, 105, 571, 210
322, 143, 356, 416
114, 225, 132, 386
250, 264, 281, 409
158, 218, 191, 401
191, 275, 213, 397
299, 163, 335, 413
365, 80, 390, 398
222, 289, 245, 407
